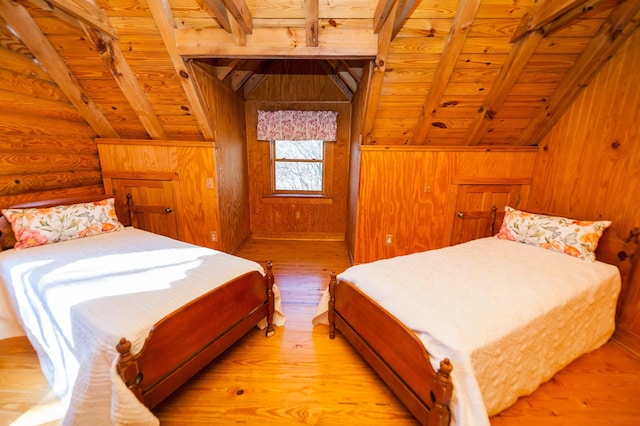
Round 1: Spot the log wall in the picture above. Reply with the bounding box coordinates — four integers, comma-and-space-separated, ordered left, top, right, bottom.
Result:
0, 40, 104, 209
528, 29, 640, 355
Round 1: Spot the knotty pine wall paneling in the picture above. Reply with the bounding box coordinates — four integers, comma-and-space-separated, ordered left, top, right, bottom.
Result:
528, 29, 640, 355
353, 147, 537, 264
0, 43, 104, 209
97, 139, 221, 250
345, 61, 373, 262
192, 64, 251, 253
246, 102, 350, 240
244, 61, 352, 240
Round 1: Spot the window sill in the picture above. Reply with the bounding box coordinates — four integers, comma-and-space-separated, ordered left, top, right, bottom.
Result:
261, 194, 333, 205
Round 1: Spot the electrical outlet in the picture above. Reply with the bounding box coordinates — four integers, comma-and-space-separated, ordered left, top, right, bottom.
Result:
205, 177, 214, 190
295, 211, 301, 219
424, 182, 433, 193
385, 234, 393, 246
209, 231, 217, 242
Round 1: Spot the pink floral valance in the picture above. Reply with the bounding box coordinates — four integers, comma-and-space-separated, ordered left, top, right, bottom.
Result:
257, 110, 338, 141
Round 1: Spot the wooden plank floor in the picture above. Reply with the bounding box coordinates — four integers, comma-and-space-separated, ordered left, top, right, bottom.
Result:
1, 239, 640, 425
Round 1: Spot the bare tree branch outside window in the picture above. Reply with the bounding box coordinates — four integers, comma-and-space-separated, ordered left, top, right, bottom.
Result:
274, 140, 323, 192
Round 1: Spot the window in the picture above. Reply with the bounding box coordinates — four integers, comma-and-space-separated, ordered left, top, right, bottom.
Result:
272, 140, 324, 193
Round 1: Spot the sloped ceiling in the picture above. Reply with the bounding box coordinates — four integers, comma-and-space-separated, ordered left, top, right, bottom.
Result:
0, 0, 638, 145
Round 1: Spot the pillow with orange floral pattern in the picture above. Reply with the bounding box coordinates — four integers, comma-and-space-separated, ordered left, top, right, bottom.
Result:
495, 206, 611, 262
1, 198, 124, 250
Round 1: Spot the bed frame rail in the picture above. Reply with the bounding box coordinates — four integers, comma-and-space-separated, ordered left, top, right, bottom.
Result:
329, 273, 452, 425
117, 263, 275, 409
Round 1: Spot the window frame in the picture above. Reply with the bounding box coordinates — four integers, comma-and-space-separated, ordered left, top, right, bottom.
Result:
269, 139, 333, 197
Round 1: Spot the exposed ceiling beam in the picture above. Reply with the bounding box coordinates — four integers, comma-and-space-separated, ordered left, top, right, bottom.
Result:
27, 0, 169, 139
535, 0, 609, 39
318, 60, 352, 100
362, 1, 397, 144
240, 60, 273, 97
27, 0, 84, 32
463, 31, 544, 145
511, 0, 601, 42
222, 0, 252, 34
215, 58, 241, 80
305, 0, 319, 47
373, 0, 395, 34
175, 27, 377, 58
341, 60, 363, 83
147, 0, 217, 140
517, 0, 640, 146
229, 12, 247, 46
326, 59, 358, 93
391, 0, 421, 40
28, 0, 118, 39
199, 0, 232, 33
230, 59, 264, 91
464, 0, 606, 146
0, 0, 118, 138
410, 0, 482, 144
82, 25, 169, 140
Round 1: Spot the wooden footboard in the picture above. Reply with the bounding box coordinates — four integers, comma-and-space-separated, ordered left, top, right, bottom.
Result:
117, 262, 276, 409
328, 273, 452, 426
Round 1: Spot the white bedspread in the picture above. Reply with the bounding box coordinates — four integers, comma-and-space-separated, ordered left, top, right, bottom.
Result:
0, 228, 285, 425
313, 237, 620, 426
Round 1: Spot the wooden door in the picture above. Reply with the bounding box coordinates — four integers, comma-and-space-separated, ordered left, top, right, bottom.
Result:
451, 184, 525, 245
111, 178, 179, 239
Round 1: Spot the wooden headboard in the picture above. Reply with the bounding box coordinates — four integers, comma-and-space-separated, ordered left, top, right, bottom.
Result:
596, 227, 640, 318
0, 195, 129, 251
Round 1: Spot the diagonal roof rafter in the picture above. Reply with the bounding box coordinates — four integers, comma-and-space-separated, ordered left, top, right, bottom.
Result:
463, 0, 609, 146
0, 0, 118, 138
517, 0, 640, 146
410, 0, 482, 145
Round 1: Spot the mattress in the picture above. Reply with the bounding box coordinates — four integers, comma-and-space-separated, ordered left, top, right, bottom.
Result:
0, 227, 285, 425
313, 237, 620, 426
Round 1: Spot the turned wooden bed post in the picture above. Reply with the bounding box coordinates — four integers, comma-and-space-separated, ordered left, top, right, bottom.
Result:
328, 272, 337, 339
115, 337, 142, 399
265, 261, 276, 337
430, 358, 453, 426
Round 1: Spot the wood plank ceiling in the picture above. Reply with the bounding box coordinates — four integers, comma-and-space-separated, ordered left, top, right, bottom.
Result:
0, 0, 638, 146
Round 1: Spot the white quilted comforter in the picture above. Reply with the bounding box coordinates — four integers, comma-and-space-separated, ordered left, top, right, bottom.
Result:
313, 237, 620, 426
0, 228, 285, 425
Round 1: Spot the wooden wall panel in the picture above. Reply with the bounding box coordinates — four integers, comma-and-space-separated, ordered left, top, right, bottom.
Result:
193, 65, 251, 253
0, 41, 103, 209
528, 29, 640, 354
345, 61, 373, 261
97, 139, 221, 250
245, 61, 351, 102
245, 102, 350, 240
353, 147, 537, 264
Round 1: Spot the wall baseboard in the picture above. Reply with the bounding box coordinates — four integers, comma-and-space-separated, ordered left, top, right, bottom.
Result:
613, 326, 640, 358
250, 232, 344, 241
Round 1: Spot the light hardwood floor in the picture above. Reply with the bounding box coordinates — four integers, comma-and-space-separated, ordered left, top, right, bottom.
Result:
1, 239, 639, 425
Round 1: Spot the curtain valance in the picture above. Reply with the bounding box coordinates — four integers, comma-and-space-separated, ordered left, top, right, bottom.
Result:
257, 110, 337, 141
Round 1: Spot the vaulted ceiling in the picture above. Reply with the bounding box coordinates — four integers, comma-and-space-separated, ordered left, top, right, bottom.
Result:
0, 0, 638, 146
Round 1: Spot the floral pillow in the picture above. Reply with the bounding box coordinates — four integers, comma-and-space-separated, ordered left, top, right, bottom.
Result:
495, 206, 611, 262
1, 198, 124, 250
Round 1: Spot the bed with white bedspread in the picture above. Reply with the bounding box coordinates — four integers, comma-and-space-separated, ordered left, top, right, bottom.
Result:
0, 226, 285, 425
314, 237, 621, 426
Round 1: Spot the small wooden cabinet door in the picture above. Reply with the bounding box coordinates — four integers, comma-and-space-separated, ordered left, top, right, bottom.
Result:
450, 184, 526, 246
110, 178, 179, 240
